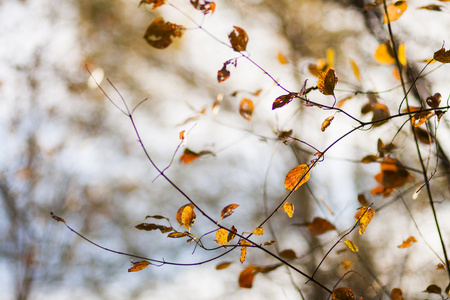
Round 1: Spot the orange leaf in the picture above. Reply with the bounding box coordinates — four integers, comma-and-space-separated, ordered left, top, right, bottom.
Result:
217, 62, 231, 83
279, 249, 297, 260
238, 266, 260, 288
253, 227, 263, 235
190, 0, 216, 14
343, 240, 359, 252
272, 93, 296, 110
176, 204, 196, 231
277, 52, 288, 64
398, 236, 417, 248
355, 206, 375, 234
239, 98, 254, 121
331, 287, 356, 300
216, 262, 232, 270
139, 0, 165, 10
284, 164, 311, 191
434, 48, 450, 63
229, 26, 249, 52
180, 148, 199, 164
215, 228, 228, 245
374, 43, 396, 65
283, 202, 294, 218
384, 1, 407, 23
143, 17, 185, 49
341, 260, 352, 271
318, 68, 338, 96
220, 204, 239, 220
128, 260, 151, 272
321, 116, 334, 132
391, 288, 403, 300
307, 217, 336, 235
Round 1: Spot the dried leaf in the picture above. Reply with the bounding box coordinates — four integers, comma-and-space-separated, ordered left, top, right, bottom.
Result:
238, 266, 260, 288
321, 116, 334, 132
279, 249, 297, 260
344, 240, 359, 252
263, 240, 275, 246
180, 148, 214, 164
384, 1, 407, 23
374, 43, 396, 64
227, 225, 238, 243
426, 92, 441, 108
355, 206, 375, 234
143, 17, 185, 49
216, 262, 232, 270
372, 102, 390, 126
128, 260, 151, 272
220, 204, 240, 220
318, 68, 338, 96
391, 288, 404, 300
229, 26, 249, 52
215, 228, 228, 245
357, 194, 370, 206
50, 212, 66, 224
331, 287, 356, 300
433, 47, 450, 63
167, 231, 190, 238
190, 0, 216, 14
217, 62, 231, 83
277, 52, 288, 64
349, 58, 361, 82
239, 98, 254, 121
283, 202, 294, 218
361, 154, 378, 164
307, 217, 336, 235
424, 284, 442, 294
398, 236, 417, 248
272, 93, 296, 110
139, 0, 165, 10
419, 4, 444, 11
414, 126, 433, 144
284, 164, 311, 191
135, 223, 173, 233
175, 204, 196, 230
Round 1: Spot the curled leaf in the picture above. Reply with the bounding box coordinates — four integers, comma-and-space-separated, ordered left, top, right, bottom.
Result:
374, 43, 396, 65
175, 204, 196, 231
190, 0, 216, 14
167, 231, 190, 238
423, 284, 442, 294
229, 26, 249, 52
272, 93, 296, 110
139, 0, 165, 10
217, 62, 231, 83
284, 164, 311, 191
220, 204, 239, 220
238, 266, 260, 288
398, 236, 417, 248
227, 225, 238, 243
426, 93, 441, 108
135, 223, 173, 233
143, 17, 185, 49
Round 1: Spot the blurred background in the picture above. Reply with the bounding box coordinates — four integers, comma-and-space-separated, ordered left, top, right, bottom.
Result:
1, 0, 450, 299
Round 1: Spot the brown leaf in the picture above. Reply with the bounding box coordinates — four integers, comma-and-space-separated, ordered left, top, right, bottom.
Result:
216, 262, 232, 270
239, 98, 254, 121
279, 249, 297, 260
355, 206, 375, 234
283, 202, 294, 218
139, 0, 165, 10
321, 116, 334, 132
229, 26, 249, 52
220, 204, 240, 220
424, 284, 442, 294
426, 93, 441, 108
307, 217, 336, 235
357, 194, 370, 206
238, 266, 260, 288
331, 287, 356, 300
414, 126, 433, 144
50, 212, 66, 224
384, 1, 407, 23
284, 164, 311, 191
143, 17, 185, 49
361, 154, 378, 164
372, 102, 390, 126
318, 68, 338, 96
190, 0, 216, 14
272, 93, 296, 110
391, 288, 404, 300
167, 231, 190, 238
227, 226, 238, 243
128, 260, 151, 272
419, 4, 443, 11
398, 236, 417, 248
135, 223, 173, 233
433, 47, 450, 63
217, 62, 231, 83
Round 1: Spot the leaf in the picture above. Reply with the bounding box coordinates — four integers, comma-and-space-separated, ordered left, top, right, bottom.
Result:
341, 260, 352, 271
135, 223, 173, 233
361, 154, 378, 164
139, 0, 165, 10
279, 249, 297, 260
418, 4, 444, 11
284, 164, 311, 191
175, 204, 196, 230
229, 26, 249, 52
414, 126, 433, 144
423, 284, 442, 294
357, 194, 370, 206
355, 206, 375, 234
349, 58, 361, 82
398, 236, 417, 248
383, 1, 407, 23
253, 227, 263, 235
321, 116, 334, 132
143, 17, 185, 49
215, 228, 228, 245
220, 204, 240, 220
239, 98, 254, 121
374, 43, 396, 64
426, 93, 441, 108
331, 287, 356, 300
371, 102, 390, 126
217, 62, 231, 83
216, 262, 232, 270
317, 68, 338, 96
167, 231, 190, 238
391, 288, 404, 300
238, 266, 260, 288
307, 217, 336, 235
398, 43, 407, 66
227, 225, 237, 243
240, 245, 248, 264
180, 148, 215, 164
433, 47, 450, 63
283, 202, 294, 218
343, 240, 359, 252
272, 93, 296, 110
128, 260, 151, 272
50, 212, 66, 224
263, 240, 275, 246
277, 52, 288, 64
190, 0, 216, 14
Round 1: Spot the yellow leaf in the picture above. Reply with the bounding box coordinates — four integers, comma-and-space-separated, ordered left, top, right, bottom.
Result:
374, 43, 396, 65
277, 52, 288, 65
317, 68, 338, 96
128, 260, 151, 272
240, 246, 247, 264
355, 206, 375, 234
398, 43, 407, 66
220, 204, 240, 220
384, 1, 407, 23
321, 116, 334, 132
349, 58, 361, 82
331, 287, 356, 300
344, 240, 359, 252
398, 236, 417, 248
284, 164, 311, 191
215, 228, 228, 245
239, 98, 254, 121
253, 227, 263, 235
175, 204, 196, 231
283, 202, 294, 218
326, 48, 335, 69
